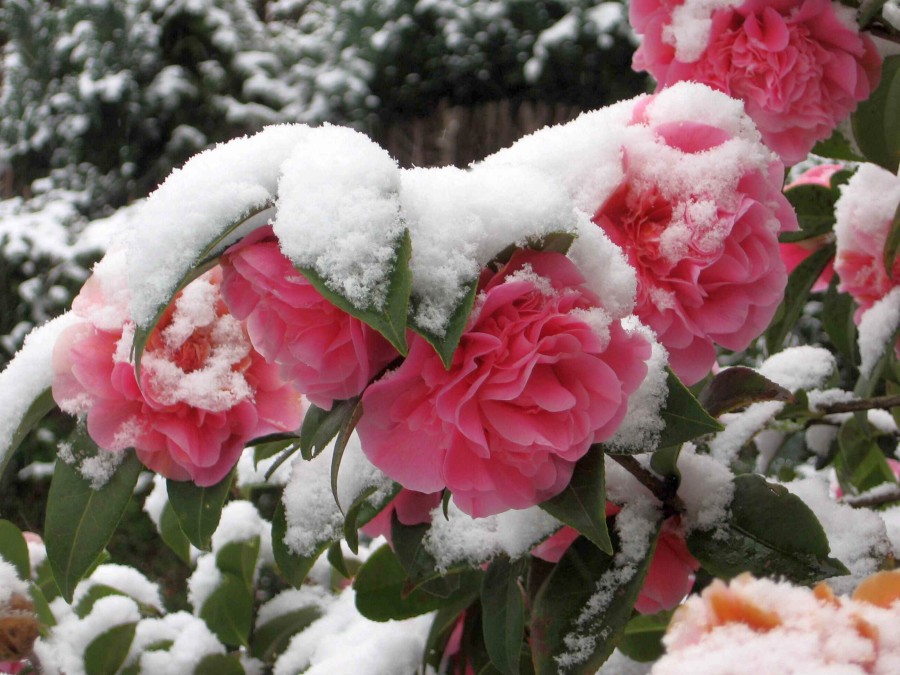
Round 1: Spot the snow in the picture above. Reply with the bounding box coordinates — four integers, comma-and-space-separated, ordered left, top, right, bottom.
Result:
0, 313, 78, 469
662, 1, 742, 62
677, 444, 735, 533
709, 400, 785, 466
123, 611, 227, 675
282, 432, 392, 557
125, 124, 312, 327
758, 346, 836, 392
858, 287, 900, 378
0, 559, 27, 605
256, 586, 333, 630
423, 502, 561, 571
272, 586, 432, 675
72, 564, 163, 613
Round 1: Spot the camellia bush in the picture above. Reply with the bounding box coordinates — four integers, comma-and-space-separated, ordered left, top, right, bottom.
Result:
4, 1, 900, 674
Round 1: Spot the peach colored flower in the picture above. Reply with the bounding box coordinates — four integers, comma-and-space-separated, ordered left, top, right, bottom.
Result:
220, 227, 398, 410
357, 250, 651, 517
630, 0, 881, 164
591, 92, 797, 384
53, 259, 303, 486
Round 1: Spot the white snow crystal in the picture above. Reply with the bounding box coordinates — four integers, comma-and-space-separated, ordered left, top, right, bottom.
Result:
858, 287, 900, 378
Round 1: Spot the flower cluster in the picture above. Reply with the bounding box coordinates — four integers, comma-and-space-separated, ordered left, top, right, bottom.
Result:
630, 0, 882, 165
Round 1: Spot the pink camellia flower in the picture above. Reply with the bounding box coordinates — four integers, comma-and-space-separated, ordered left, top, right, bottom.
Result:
834, 163, 900, 319
52, 254, 303, 486
531, 513, 699, 615
630, 0, 881, 165
780, 164, 843, 292
357, 250, 651, 518
220, 227, 399, 410
591, 88, 798, 384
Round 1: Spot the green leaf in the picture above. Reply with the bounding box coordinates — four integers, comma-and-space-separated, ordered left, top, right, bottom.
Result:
271, 501, 323, 588
0, 519, 30, 579
650, 445, 682, 485
331, 399, 364, 512
354, 545, 477, 622
295, 228, 412, 355
539, 448, 612, 555
216, 537, 260, 588
342, 481, 402, 555
780, 184, 838, 243
698, 367, 794, 418
1, 387, 56, 479
252, 605, 322, 663
617, 610, 673, 663
658, 368, 723, 449
852, 54, 900, 172
883, 201, 900, 282
30, 584, 56, 627
423, 601, 478, 671
860, 0, 889, 27
766, 243, 836, 352
45, 433, 143, 602
166, 468, 235, 551
823, 274, 858, 363
199, 572, 253, 648
83, 622, 136, 675
327, 541, 351, 578
159, 501, 192, 564
835, 415, 899, 495
481, 556, 527, 675
531, 527, 660, 674
131, 205, 273, 381
299, 398, 359, 462
194, 653, 245, 675
253, 437, 297, 467
687, 474, 849, 585
410, 278, 479, 369
811, 129, 864, 162
75, 584, 126, 618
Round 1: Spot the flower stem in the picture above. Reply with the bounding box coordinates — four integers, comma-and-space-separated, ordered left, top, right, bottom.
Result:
610, 454, 685, 517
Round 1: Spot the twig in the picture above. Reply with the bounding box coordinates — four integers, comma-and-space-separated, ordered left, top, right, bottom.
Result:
816, 393, 900, 415
842, 485, 900, 509
869, 26, 900, 46
609, 454, 685, 517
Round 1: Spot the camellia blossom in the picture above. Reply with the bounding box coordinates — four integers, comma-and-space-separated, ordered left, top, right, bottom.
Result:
834, 163, 900, 319
630, 0, 882, 164
52, 252, 303, 486
655, 571, 900, 674
780, 164, 842, 292
357, 250, 651, 517
591, 87, 798, 384
220, 227, 399, 410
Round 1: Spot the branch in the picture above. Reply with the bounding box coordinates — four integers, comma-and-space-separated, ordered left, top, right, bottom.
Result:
869, 26, 900, 46
842, 484, 900, 509
609, 454, 685, 517
816, 393, 900, 415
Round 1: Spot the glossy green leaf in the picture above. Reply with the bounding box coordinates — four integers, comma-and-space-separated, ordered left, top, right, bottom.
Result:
46, 433, 143, 602
343, 480, 402, 555
823, 274, 858, 363
1, 387, 56, 479
295, 228, 412, 355
83, 622, 136, 675
194, 653, 245, 675
687, 474, 849, 584
811, 129, 864, 162
531, 527, 660, 674
216, 537, 260, 588
481, 556, 527, 675
852, 54, 900, 172
650, 445, 682, 486
658, 368, 723, 449
698, 367, 794, 418
299, 398, 359, 462
410, 278, 479, 369
327, 541, 351, 578
780, 184, 838, 243
883, 201, 900, 282
860, 0, 888, 26
252, 436, 297, 467
75, 584, 126, 618
131, 205, 273, 380
331, 399, 364, 511
766, 244, 836, 352
271, 501, 322, 588
159, 501, 192, 564
617, 610, 673, 663
835, 415, 898, 495
166, 468, 234, 551
252, 605, 322, 663
0, 519, 29, 579
199, 572, 253, 648
539, 448, 612, 555
354, 545, 477, 622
